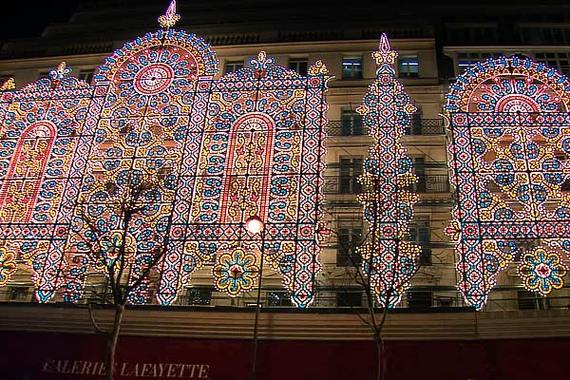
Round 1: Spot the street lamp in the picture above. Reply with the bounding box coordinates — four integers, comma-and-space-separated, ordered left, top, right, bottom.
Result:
247, 214, 265, 380
245, 215, 264, 234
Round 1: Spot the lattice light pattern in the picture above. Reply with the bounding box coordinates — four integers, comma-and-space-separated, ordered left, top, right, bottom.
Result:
0, 2, 330, 308
356, 34, 421, 307
445, 55, 570, 309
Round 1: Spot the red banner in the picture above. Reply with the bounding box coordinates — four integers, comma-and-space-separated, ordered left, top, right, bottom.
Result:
0, 331, 567, 379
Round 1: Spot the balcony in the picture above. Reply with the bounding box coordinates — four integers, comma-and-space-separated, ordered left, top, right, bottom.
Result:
2, 284, 570, 314
324, 174, 450, 194
326, 118, 444, 136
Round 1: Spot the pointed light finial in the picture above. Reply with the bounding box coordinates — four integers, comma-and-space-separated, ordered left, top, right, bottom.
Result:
49, 62, 72, 81
158, 0, 181, 30
379, 33, 391, 54
372, 33, 398, 66
0, 78, 15, 91
308, 60, 329, 75
250, 50, 274, 78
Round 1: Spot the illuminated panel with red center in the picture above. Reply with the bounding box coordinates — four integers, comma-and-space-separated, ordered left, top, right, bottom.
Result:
445, 56, 570, 309
168, 52, 329, 308
220, 113, 274, 224
0, 122, 55, 223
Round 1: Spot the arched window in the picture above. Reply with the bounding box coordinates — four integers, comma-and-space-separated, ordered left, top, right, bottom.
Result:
0, 121, 56, 223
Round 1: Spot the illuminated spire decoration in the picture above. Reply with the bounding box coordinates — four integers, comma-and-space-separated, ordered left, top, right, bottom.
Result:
308, 60, 329, 76
356, 33, 420, 307
372, 33, 398, 66
0, 78, 15, 91
158, 0, 181, 30
48, 62, 71, 81
251, 51, 274, 78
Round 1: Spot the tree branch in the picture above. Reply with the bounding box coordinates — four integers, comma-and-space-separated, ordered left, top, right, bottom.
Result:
88, 303, 106, 334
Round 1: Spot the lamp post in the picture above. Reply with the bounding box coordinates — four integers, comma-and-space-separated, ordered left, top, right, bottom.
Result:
246, 215, 265, 380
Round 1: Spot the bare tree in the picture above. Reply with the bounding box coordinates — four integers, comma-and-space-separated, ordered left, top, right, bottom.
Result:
321, 165, 422, 380
72, 167, 174, 379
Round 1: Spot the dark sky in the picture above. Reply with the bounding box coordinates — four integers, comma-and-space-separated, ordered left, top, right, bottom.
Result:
2, 0, 570, 41
0, 1, 78, 40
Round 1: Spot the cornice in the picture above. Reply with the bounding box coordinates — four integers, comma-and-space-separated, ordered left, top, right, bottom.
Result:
1, 304, 569, 341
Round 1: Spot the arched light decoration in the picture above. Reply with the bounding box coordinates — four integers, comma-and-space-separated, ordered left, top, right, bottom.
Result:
193, 50, 330, 307
0, 2, 331, 309
356, 34, 421, 307
444, 55, 570, 310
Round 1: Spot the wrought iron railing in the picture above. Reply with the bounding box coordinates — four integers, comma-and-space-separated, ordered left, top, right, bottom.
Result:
3, 285, 569, 312
326, 119, 444, 136
324, 174, 450, 194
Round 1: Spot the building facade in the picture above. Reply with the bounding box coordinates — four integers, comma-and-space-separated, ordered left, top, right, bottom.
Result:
1, 1, 570, 379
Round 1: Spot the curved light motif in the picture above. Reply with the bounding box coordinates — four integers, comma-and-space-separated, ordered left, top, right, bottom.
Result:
356, 34, 420, 307
0, 62, 93, 303
444, 55, 570, 309
0, 10, 329, 309
185, 51, 329, 308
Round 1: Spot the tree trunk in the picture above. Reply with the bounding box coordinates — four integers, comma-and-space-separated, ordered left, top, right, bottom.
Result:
374, 332, 382, 380
106, 303, 125, 380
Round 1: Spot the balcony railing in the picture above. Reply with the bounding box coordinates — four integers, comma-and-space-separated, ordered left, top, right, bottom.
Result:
324, 174, 450, 194
327, 119, 444, 136
413, 174, 451, 193
3, 284, 569, 312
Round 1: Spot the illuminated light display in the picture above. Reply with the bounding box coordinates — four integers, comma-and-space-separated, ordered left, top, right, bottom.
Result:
0, 78, 15, 91
0, 60, 94, 302
175, 50, 330, 307
0, 3, 329, 308
0, 247, 16, 285
444, 55, 570, 309
356, 34, 420, 307
158, 0, 181, 30
518, 247, 568, 296
213, 246, 260, 297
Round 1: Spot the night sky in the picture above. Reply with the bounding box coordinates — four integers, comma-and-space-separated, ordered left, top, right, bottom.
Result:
0, 1, 79, 40
2, 0, 569, 42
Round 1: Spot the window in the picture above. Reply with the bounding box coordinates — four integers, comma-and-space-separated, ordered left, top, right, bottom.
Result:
535, 52, 570, 75
407, 290, 432, 308
554, 154, 570, 191
445, 24, 497, 44
187, 286, 212, 305
456, 52, 501, 75
78, 69, 95, 84
342, 56, 362, 79
8, 286, 30, 301
337, 218, 362, 267
340, 109, 364, 136
339, 156, 362, 194
288, 58, 308, 76
517, 290, 549, 310
520, 27, 570, 45
267, 290, 292, 307
398, 56, 419, 78
409, 219, 431, 266
405, 107, 423, 135
224, 60, 244, 74
336, 289, 362, 307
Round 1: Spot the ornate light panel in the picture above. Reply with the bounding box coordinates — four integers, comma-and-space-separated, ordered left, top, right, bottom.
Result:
0, 2, 330, 308
445, 56, 570, 309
